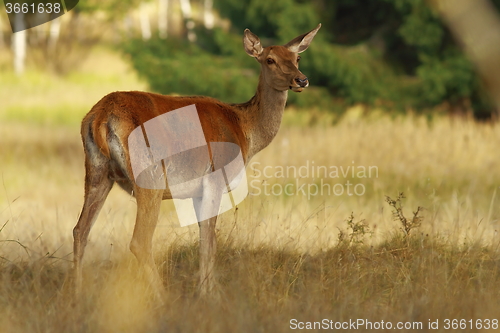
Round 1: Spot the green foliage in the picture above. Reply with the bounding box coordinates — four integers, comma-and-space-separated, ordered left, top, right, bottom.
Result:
380, 0, 491, 113
302, 42, 395, 104
76, 0, 144, 18
122, 0, 500, 116
214, 0, 495, 114
123, 33, 258, 103
214, 0, 317, 40
417, 51, 476, 105
397, 6, 443, 51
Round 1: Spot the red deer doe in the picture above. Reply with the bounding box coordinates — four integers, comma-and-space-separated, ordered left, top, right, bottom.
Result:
73, 24, 321, 297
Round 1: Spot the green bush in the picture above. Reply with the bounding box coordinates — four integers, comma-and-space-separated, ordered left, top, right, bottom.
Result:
123, 35, 258, 104
417, 51, 476, 105
121, 0, 500, 117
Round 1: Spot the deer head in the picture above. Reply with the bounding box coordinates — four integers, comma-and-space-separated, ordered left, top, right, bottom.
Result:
243, 24, 321, 93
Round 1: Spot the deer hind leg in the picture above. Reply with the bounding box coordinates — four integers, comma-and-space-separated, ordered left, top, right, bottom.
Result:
129, 187, 165, 298
73, 152, 113, 296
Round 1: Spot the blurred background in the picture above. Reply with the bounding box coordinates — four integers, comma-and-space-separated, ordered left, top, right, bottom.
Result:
2, 1, 500, 331
1, 0, 500, 121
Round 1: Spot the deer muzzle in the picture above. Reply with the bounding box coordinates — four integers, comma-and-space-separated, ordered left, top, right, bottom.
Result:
291, 76, 309, 92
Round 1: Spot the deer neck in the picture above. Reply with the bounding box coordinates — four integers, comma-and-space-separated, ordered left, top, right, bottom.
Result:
235, 74, 288, 161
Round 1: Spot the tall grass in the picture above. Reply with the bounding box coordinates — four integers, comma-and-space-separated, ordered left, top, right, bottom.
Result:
1, 114, 500, 331
1, 49, 500, 332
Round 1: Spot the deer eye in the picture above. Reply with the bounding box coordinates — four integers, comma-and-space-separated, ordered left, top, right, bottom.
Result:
266, 58, 275, 65
297, 56, 301, 62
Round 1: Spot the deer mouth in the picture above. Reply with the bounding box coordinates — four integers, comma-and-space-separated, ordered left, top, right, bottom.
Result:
290, 86, 304, 92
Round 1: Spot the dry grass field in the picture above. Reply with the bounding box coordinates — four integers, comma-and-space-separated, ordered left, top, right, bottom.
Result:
1, 49, 500, 332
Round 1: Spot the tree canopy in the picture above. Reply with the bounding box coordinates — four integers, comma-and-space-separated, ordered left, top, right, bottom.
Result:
124, 0, 500, 118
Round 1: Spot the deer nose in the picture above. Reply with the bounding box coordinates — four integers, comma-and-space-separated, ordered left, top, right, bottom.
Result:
295, 77, 308, 87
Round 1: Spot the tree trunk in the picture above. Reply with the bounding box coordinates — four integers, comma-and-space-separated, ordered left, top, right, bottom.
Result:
48, 17, 61, 52
203, 0, 214, 30
12, 13, 27, 75
140, 3, 152, 41
179, 0, 196, 42
158, 0, 169, 39
123, 14, 133, 38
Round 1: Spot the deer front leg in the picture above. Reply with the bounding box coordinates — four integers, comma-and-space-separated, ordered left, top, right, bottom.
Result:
193, 177, 223, 296
198, 214, 218, 296
129, 187, 165, 299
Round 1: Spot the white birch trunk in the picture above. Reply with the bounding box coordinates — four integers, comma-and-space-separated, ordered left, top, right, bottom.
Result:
12, 13, 26, 75
179, 0, 196, 42
158, 0, 169, 39
48, 16, 61, 52
140, 3, 152, 41
203, 0, 214, 30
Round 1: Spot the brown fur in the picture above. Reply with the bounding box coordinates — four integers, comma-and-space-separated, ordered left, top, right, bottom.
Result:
86, 92, 248, 160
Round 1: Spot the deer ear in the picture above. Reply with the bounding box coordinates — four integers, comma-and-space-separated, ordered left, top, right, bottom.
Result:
243, 29, 263, 58
285, 23, 321, 53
